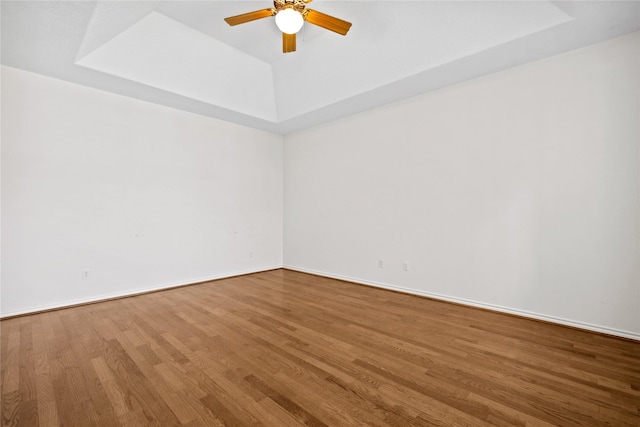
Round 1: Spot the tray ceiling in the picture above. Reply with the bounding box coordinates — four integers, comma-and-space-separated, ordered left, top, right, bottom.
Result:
2, 1, 639, 134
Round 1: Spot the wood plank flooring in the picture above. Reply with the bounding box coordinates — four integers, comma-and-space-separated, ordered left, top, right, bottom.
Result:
1, 269, 639, 426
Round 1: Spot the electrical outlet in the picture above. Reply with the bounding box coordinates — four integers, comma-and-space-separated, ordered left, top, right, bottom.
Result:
402, 261, 409, 272
378, 259, 384, 269
82, 270, 89, 280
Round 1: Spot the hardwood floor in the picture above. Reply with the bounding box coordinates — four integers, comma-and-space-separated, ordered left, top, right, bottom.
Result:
1, 269, 639, 426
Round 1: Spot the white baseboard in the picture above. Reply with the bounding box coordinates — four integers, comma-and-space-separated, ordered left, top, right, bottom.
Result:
0, 265, 282, 319
283, 265, 640, 342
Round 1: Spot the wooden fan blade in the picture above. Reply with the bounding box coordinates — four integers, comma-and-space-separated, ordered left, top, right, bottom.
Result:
283, 32, 296, 53
224, 9, 274, 26
305, 9, 351, 35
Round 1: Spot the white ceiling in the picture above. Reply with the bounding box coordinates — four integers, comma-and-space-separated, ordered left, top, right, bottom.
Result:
2, 1, 639, 134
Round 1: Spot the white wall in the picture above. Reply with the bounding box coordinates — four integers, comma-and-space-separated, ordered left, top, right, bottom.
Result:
1, 66, 283, 316
284, 32, 640, 339
3, 33, 639, 340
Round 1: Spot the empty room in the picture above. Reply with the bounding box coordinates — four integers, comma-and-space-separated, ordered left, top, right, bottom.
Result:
1, 1, 639, 426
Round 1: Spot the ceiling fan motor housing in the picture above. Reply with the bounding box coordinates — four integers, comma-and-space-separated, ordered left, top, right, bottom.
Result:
274, 0, 308, 17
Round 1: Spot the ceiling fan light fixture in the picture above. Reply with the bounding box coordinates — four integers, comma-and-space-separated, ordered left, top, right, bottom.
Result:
275, 8, 304, 34
224, 0, 352, 53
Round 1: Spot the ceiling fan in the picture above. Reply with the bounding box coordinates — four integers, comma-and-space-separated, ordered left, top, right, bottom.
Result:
224, 0, 352, 53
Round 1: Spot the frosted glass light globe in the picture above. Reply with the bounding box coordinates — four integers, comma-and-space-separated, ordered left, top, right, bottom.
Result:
275, 9, 304, 34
